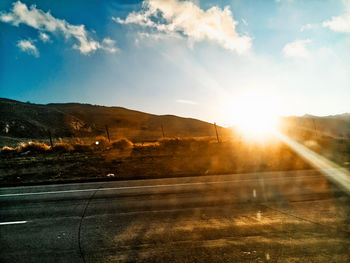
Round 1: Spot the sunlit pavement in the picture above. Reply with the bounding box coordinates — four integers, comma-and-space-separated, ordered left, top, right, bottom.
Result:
1, 170, 349, 262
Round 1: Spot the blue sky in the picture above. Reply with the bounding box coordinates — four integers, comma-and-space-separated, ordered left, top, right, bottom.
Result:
0, 0, 349, 125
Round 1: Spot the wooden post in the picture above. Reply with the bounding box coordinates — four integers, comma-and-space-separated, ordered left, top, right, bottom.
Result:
312, 119, 318, 139
105, 125, 110, 142
48, 129, 53, 147
214, 122, 220, 143
297, 117, 304, 139
161, 123, 165, 138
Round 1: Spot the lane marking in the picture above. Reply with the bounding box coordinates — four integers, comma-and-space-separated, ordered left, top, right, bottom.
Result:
0, 221, 27, 225
0, 174, 323, 197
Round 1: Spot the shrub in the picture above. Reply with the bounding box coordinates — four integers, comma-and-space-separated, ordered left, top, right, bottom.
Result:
111, 138, 133, 150
1, 146, 17, 155
17, 142, 50, 153
158, 137, 185, 148
92, 136, 111, 149
52, 142, 74, 152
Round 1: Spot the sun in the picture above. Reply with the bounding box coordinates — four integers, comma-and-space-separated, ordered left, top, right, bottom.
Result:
226, 93, 280, 140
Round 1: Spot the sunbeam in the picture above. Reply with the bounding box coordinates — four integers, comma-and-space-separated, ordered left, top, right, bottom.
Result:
275, 131, 350, 195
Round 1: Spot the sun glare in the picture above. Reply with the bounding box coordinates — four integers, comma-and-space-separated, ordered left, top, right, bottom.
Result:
227, 94, 280, 140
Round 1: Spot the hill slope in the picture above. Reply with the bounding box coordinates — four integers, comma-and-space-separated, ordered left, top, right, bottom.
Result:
282, 114, 350, 139
0, 98, 222, 143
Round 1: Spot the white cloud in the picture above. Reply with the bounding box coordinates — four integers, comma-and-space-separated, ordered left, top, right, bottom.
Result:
39, 32, 50, 42
17, 39, 39, 57
115, 0, 251, 54
323, 2, 350, 33
283, 39, 311, 58
176, 99, 197, 105
100, 38, 119, 53
0, 1, 118, 54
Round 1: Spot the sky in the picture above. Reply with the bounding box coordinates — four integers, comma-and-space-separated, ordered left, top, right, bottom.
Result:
0, 0, 350, 125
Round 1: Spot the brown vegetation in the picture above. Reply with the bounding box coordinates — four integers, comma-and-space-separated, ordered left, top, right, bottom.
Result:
157, 137, 212, 151
71, 143, 93, 152
17, 141, 51, 153
52, 142, 75, 152
1, 146, 16, 154
1, 134, 349, 186
0, 136, 135, 155
111, 138, 133, 150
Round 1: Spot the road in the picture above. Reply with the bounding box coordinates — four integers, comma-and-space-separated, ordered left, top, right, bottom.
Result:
1, 170, 350, 262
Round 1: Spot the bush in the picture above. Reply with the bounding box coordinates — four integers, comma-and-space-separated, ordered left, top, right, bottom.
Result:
158, 137, 182, 148
111, 138, 133, 150
17, 142, 50, 153
92, 136, 111, 149
1, 146, 17, 155
52, 142, 74, 152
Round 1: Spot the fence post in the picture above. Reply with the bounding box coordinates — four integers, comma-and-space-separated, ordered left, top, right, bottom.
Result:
105, 125, 111, 142
161, 123, 165, 138
312, 119, 318, 139
48, 129, 53, 147
214, 122, 220, 143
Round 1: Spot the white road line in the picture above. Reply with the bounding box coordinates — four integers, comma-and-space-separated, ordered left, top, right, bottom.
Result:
0, 175, 322, 197
0, 221, 27, 225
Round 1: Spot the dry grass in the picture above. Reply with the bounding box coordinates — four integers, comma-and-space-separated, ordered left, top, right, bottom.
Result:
0, 136, 318, 185
1, 136, 213, 155
52, 142, 74, 152
71, 143, 93, 152
157, 137, 213, 151
17, 142, 51, 153
2, 136, 345, 174
91, 136, 111, 150
111, 138, 133, 150
1, 146, 17, 154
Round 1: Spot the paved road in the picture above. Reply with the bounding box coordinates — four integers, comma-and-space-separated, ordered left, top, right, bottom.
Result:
1, 170, 350, 262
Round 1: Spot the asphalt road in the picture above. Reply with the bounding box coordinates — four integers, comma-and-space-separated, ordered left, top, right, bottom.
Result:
1, 170, 350, 263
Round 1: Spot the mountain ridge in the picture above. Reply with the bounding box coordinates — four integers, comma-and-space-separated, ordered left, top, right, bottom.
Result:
0, 98, 223, 142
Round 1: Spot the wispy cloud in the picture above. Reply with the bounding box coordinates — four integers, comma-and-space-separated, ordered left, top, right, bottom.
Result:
176, 99, 197, 105
0, 1, 118, 54
17, 39, 39, 57
283, 39, 311, 58
115, 0, 251, 54
300, 23, 313, 32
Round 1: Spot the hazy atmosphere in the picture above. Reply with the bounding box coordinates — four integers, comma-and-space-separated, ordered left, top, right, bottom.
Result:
1, 1, 350, 263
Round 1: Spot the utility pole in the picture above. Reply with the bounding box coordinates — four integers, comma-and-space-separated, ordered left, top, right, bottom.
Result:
105, 125, 111, 142
214, 122, 220, 143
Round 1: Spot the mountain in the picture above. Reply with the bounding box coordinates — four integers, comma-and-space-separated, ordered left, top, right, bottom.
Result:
327, 113, 350, 121
0, 98, 224, 143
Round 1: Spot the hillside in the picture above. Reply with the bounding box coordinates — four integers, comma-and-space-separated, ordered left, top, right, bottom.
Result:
282, 114, 350, 139
0, 98, 224, 145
